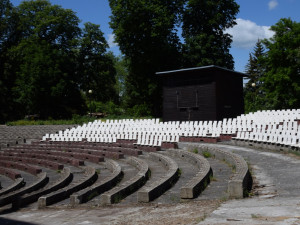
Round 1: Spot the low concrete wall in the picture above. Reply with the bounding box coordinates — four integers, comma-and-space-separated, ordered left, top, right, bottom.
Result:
178, 143, 252, 199
38, 167, 97, 208
137, 152, 179, 202
166, 149, 213, 199
0, 178, 25, 197
231, 139, 299, 153
0, 172, 48, 207
13, 168, 72, 209
100, 157, 149, 205
70, 159, 122, 206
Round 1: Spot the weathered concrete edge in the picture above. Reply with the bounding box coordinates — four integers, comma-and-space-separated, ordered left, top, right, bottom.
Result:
100, 156, 149, 205
166, 149, 213, 199
0, 172, 48, 207
70, 159, 122, 206
13, 167, 72, 209
38, 167, 97, 208
0, 177, 25, 197
178, 142, 252, 199
231, 139, 300, 153
137, 152, 179, 203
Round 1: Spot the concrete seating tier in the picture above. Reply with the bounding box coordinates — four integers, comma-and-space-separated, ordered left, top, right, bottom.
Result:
37, 141, 142, 156
0, 154, 64, 171
100, 156, 150, 205
179, 143, 252, 198
0, 172, 48, 207
137, 152, 179, 202
12, 168, 72, 209
13, 143, 124, 160
0, 160, 42, 176
70, 159, 122, 206
0, 167, 22, 180
1, 149, 84, 167
0, 125, 76, 149
38, 166, 97, 208
0, 177, 25, 197
166, 149, 213, 199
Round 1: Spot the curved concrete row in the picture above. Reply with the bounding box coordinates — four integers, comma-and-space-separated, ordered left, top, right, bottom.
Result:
166, 149, 213, 199
0, 166, 22, 180
70, 159, 123, 206
100, 156, 150, 205
178, 143, 252, 198
38, 166, 97, 208
0, 172, 48, 207
0, 178, 25, 197
137, 152, 179, 202
12, 168, 72, 209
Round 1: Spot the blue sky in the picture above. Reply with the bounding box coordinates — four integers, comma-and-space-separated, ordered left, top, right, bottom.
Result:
10, 0, 300, 73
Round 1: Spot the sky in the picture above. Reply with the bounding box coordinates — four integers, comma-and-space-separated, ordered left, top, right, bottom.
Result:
10, 0, 300, 73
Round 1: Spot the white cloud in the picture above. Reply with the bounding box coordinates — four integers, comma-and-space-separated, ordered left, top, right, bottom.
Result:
107, 34, 118, 48
225, 18, 275, 49
268, 0, 278, 10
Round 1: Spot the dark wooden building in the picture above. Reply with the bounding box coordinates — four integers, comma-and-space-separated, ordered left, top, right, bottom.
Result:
156, 65, 247, 122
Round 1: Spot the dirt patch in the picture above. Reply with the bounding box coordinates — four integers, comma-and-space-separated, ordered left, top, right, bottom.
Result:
1, 200, 221, 225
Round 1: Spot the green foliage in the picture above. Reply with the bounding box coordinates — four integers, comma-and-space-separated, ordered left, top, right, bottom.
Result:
202, 151, 212, 158
0, 0, 119, 123
6, 115, 96, 126
109, 0, 184, 116
262, 18, 300, 110
182, 0, 239, 69
78, 23, 117, 103
244, 40, 267, 113
244, 18, 300, 112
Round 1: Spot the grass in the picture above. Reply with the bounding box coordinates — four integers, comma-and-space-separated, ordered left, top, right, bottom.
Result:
96, 169, 101, 174
251, 214, 262, 219
178, 168, 182, 177
202, 151, 212, 158
5, 115, 156, 126
192, 148, 198, 154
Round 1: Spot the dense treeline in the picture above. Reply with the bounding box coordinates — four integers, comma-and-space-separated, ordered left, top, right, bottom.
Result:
1, 0, 240, 123
244, 18, 300, 113
0, 0, 117, 123
2, 0, 296, 123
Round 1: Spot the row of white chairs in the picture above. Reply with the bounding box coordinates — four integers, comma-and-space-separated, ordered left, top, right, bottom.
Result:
43, 109, 300, 147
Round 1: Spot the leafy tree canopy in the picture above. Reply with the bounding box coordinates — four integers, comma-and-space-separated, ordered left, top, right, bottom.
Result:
262, 18, 300, 109
182, 0, 239, 69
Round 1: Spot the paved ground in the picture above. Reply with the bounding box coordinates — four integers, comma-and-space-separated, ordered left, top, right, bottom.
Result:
1, 142, 300, 224
195, 143, 300, 225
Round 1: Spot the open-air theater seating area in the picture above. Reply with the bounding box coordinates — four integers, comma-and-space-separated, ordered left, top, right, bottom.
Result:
0, 109, 299, 210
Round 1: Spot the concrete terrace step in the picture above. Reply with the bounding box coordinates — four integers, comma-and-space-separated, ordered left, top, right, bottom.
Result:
0, 172, 48, 207
99, 157, 149, 205
137, 152, 179, 203
70, 159, 123, 206
179, 142, 253, 198
12, 167, 72, 209
165, 149, 213, 199
37, 166, 97, 208
196, 157, 232, 200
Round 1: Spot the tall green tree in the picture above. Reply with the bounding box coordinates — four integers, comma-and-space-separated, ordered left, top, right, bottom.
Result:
0, 0, 20, 122
78, 22, 117, 103
244, 40, 266, 113
262, 18, 300, 109
109, 0, 184, 116
182, 0, 239, 69
11, 0, 85, 119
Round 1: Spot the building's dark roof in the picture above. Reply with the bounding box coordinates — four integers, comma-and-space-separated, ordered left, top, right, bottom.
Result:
156, 65, 249, 77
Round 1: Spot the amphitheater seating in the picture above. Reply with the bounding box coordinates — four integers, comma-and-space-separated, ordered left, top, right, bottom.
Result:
41, 109, 300, 150
1, 108, 300, 209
